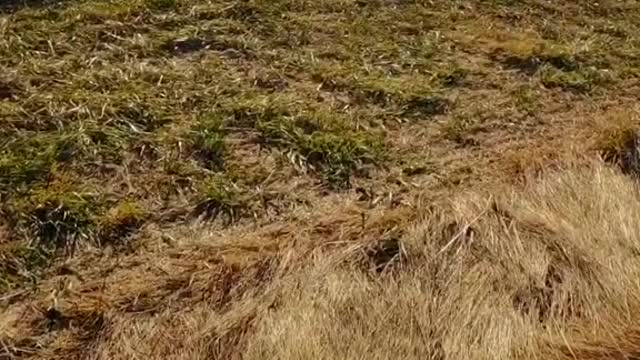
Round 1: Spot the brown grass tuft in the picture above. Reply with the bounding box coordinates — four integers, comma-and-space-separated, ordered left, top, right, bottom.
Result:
590, 109, 640, 176
244, 163, 640, 360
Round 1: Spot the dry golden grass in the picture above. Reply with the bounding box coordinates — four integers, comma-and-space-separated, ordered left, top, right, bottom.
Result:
5, 162, 640, 359
243, 163, 640, 360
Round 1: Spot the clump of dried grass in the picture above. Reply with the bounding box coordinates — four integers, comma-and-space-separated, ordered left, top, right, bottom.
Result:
245, 163, 640, 360
4, 163, 640, 359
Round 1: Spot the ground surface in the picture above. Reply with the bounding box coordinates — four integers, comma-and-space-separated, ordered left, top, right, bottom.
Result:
1, 0, 640, 359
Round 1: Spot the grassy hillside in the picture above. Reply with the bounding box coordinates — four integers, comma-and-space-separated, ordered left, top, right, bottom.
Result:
1, 0, 640, 358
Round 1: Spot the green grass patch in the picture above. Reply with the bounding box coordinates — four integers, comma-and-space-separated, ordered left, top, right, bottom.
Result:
441, 115, 480, 145
310, 63, 447, 117
257, 113, 385, 188
6, 185, 102, 252
188, 115, 227, 171
539, 64, 614, 93
97, 200, 150, 247
195, 175, 249, 224
0, 132, 78, 193
512, 85, 541, 116
0, 242, 50, 292
0, 185, 103, 290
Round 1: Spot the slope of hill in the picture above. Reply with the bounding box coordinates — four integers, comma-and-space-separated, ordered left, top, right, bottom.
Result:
1, 0, 640, 358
